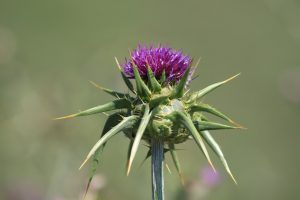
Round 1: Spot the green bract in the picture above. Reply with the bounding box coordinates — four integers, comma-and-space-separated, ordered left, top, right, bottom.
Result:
56, 57, 243, 196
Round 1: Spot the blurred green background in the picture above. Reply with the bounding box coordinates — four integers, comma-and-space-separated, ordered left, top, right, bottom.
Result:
1, 0, 299, 199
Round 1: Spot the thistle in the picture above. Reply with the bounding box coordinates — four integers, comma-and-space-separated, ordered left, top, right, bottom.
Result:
56, 45, 243, 200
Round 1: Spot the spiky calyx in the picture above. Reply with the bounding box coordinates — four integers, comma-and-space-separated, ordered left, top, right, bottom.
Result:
56, 50, 243, 196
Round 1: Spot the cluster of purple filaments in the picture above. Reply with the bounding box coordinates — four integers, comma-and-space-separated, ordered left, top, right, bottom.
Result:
122, 45, 192, 83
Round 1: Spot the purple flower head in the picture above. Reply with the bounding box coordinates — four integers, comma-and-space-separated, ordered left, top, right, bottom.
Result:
122, 45, 193, 84
200, 166, 221, 187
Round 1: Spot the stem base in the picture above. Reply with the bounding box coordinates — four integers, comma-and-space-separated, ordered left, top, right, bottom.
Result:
151, 139, 165, 200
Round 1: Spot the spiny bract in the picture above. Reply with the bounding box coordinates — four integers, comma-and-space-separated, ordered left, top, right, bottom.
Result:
56, 45, 243, 195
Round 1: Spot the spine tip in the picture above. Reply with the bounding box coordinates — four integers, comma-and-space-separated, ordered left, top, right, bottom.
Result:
54, 113, 77, 120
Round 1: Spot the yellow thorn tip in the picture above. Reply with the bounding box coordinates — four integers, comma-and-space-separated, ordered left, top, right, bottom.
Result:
54, 113, 77, 120
126, 160, 132, 176
89, 80, 104, 90
114, 57, 122, 71
179, 173, 185, 186
208, 159, 216, 173
79, 158, 89, 170
224, 73, 241, 83
166, 163, 172, 174
228, 171, 238, 185
230, 120, 247, 130
194, 58, 201, 69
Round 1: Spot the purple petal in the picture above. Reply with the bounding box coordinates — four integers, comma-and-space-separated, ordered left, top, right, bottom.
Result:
122, 45, 192, 84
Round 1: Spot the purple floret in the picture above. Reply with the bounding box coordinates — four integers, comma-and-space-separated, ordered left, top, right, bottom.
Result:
122, 45, 192, 83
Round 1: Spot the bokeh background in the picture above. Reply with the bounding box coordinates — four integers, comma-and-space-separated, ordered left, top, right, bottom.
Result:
1, 0, 300, 199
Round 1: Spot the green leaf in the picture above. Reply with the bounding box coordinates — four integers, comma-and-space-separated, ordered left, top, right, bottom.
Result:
200, 130, 237, 184
126, 139, 134, 172
55, 98, 132, 120
190, 103, 244, 127
190, 103, 232, 122
127, 104, 152, 175
160, 70, 166, 84
102, 112, 127, 137
83, 146, 103, 198
89, 80, 129, 99
188, 73, 240, 103
121, 72, 135, 93
147, 66, 162, 92
115, 57, 135, 93
149, 95, 169, 108
132, 65, 152, 99
193, 120, 240, 131
170, 67, 191, 99
166, 111, 215, 171
79, 115, 139, 169
84, 112, 125, 197
168, 143, 184, 185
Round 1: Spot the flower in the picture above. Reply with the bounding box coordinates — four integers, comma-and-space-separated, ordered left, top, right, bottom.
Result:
201, 166, 221, 187
56, 44, 242, 199
122, 45, 192, 83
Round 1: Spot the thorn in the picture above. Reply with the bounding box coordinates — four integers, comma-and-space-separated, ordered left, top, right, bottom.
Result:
207, 159, 216, 173
102, 112, 109, 116
225, 165, 238, 185
166, 163, 172, 174
82, 191, 88, 200
145, 60, 151, 68
183, 89, 190, 97
89, 80, 104, 90
223, 73, 241, 84
114, 57, 122, 71
140, 98, 145, 104
54, 113, 77, 120
229, 120, 246, 130
82, 179, 92, 200
126, 160, 132, 176
193, 57, 201, 70
155, 116, 164, 120
79, 158, 89, 170
179, 173, 185, 186
230, 172, 238, 185
128, 48, 133, 57
191, 74, 200, 81
116, 113, 124, 119
127, 49, 135, 66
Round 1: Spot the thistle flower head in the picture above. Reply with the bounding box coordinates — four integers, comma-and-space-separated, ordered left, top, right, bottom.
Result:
56, 44, 243, 197
123, 45, 192, 84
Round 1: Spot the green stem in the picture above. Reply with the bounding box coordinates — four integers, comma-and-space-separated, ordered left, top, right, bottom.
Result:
151, 138, 165, 200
